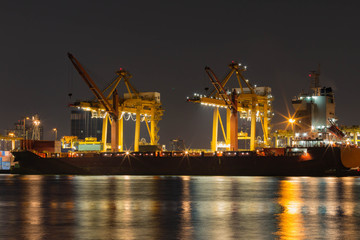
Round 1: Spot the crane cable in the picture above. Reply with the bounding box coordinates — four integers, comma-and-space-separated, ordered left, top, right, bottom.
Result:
67, 60, 73, 100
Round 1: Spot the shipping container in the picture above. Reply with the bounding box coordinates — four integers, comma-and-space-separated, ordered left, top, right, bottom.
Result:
1, 161, 10, 170
78, 144, 101, 151
20, 140, 61, 153
0, 151, 10, 157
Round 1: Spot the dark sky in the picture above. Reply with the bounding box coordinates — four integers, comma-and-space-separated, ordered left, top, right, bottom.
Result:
1, 0, 359, 149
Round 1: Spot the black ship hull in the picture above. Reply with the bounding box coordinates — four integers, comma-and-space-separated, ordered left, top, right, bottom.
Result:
11, 147, 352, 176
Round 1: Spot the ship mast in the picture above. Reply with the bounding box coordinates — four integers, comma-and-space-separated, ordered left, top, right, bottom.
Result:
309, 64, 321, 96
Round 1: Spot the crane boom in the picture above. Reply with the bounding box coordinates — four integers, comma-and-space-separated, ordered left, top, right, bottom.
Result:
205, 66, 238, 151
205, 66, 236, 110
67, 52, 117, 117
207, 68, 236, 97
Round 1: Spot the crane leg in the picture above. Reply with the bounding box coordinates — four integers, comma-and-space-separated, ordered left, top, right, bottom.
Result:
119, 116, 123, 151
250, 109, 256, 151
134, 107, 141, 152
111, 118, 119, 152
226, 108, 231, 147
354, 133, 358, 146
211, 108, 219, 152
11, 140, 15, 150
102, 115, 108, 152
150, 108, 155, 145
263, 104, 269, 146
229, 110, 238, 151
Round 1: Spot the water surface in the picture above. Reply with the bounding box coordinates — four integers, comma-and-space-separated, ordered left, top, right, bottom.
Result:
0, 175, 360, 239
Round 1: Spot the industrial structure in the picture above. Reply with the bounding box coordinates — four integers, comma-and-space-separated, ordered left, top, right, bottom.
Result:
68, 53, 163, 152
169, 138, 186, 151
341, 125, 360, 146
11, 60, 360, 176
70, 109, 103, 140
188, 62, 273, 151
5, 114, 43, 141
0, 135, 22, 151
290, 67, 349, 146
272, 130, 294, 148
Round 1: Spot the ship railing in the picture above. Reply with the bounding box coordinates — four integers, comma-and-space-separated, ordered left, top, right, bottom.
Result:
172, 151, 185, 157
143, 152, 156, 157
50, 153, 69, 158
72, 153, 85, 157
114, 152, 126, 157
188, 152, 202, 157
223, 151, 237, 157
222, 151, 253, 157
101, 152, 113, 157
238, 151, 253, 156
131, 152, 143, 157
159, 151, 173, 157
164, 151, 203, 157
203, 152, 216, 157
68, 152, 102, 158
216, 151, 223, 156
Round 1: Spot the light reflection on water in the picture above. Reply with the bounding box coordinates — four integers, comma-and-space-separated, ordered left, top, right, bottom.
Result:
0, 175, 360, 239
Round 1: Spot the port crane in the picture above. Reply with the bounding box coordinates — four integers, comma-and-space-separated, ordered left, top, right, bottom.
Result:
340, 125, 360, 146
272, 130, 294, 147
204, 66, 239, 151
68, 53, 163, 152
188, 62, 273, 151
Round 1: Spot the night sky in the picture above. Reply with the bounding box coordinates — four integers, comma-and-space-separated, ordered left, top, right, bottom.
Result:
1, 1, 359, 149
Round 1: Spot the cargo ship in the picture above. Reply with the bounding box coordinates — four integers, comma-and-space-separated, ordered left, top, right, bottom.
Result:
10, 62, 360, 176
10, 137, 360, 178
10, 147, 359, 176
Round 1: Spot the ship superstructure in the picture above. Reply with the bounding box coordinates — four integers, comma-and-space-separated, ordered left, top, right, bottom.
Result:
291, 67, 341, 146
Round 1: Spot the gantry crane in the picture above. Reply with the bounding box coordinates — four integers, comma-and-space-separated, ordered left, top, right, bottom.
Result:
204, 67, 239, 151
272, 130, 294, 147
188, 62, 273, 151
340, 125, 360, 146
68, 53, 163, 152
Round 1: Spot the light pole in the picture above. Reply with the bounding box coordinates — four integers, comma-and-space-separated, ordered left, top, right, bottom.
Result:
53, 128, 57, 141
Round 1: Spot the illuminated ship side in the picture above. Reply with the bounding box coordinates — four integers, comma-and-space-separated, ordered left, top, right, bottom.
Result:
11, 147, 347, 176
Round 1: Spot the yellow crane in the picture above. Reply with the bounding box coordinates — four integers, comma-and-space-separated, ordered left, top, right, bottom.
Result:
0, 134, 22, 150
68, 53, 163, 152
188, 62, 273, 151
272, 130, 294, 147
340, 125, 360, 146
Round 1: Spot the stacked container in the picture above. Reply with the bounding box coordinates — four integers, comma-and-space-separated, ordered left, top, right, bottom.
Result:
0, 151, 11, 170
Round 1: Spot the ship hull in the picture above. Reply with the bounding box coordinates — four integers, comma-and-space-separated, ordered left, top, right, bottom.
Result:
11, 147, 352, 176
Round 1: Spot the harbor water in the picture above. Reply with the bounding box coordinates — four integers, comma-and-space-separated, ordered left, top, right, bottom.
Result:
1, 175, 360, 239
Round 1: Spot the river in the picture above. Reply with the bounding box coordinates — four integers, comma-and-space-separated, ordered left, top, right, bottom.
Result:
0, 175, 359, 239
